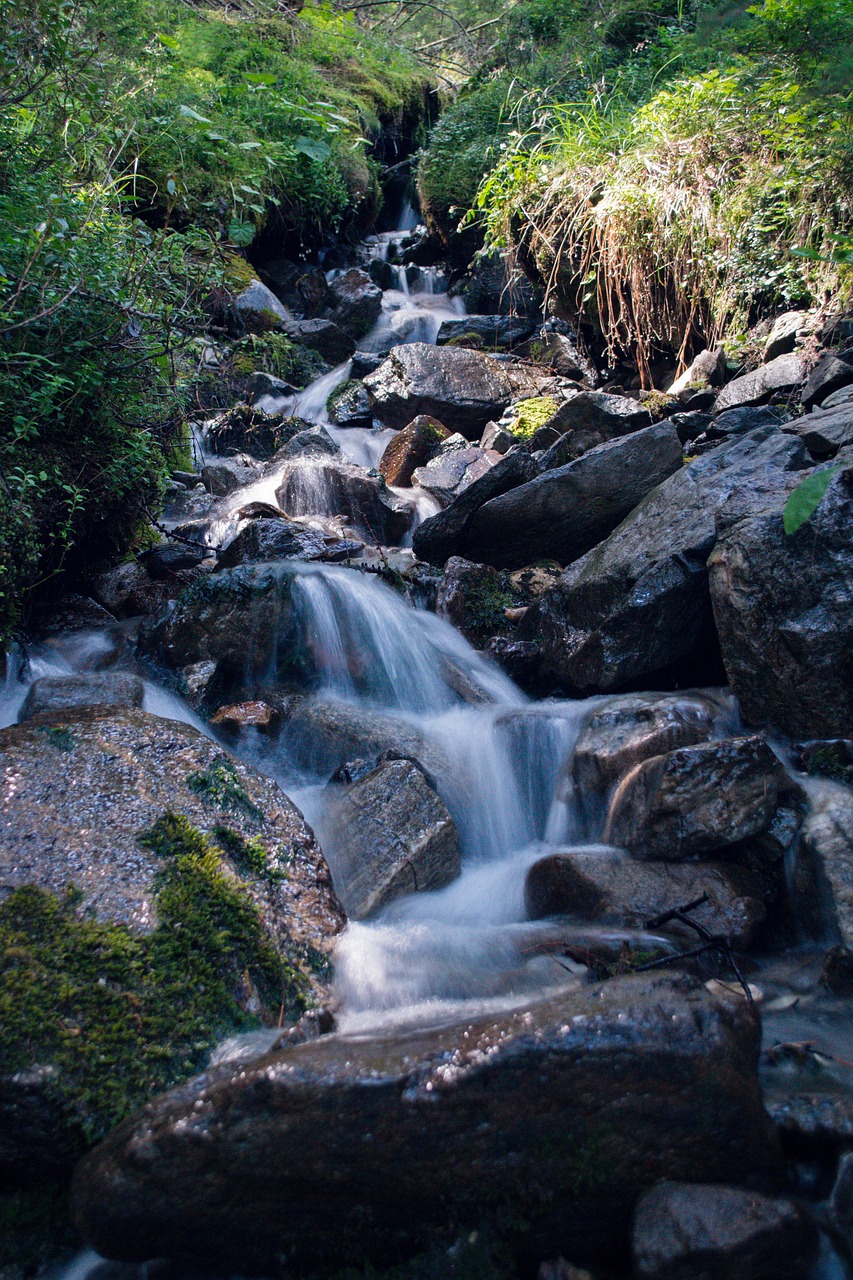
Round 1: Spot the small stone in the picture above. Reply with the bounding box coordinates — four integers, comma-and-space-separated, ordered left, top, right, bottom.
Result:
210, 701, 282, 735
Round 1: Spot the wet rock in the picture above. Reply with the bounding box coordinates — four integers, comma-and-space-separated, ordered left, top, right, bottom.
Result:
217, 518, 327, 568
72, 973, 782, 1272
379, 415, 451, 487
232, 280, 291, 331
801, 354, 853, 409
767, 1094, 853, 1148
205, 407, 307, 459
667, 348, 728, 396
140, 542, 212, 578
19, 674, 144, 722
463, 422, 682, 570
92, 562, 175, 619
274, 424, 340, 460
276, 459, 413, 544
764, 311, 808, 362
210, 700, 282, 735
327, 379, 373, 429
201, 456, 261, 497
604, 736, 795, 861
411, 436, 499, 502
520, 331, 597, 383
243, 371, 298, 402
369, 259, 395, 290
453, 253, 541, 317
796, 781, 853, 948
29, 593, 116, 636
283, 318, 355, 364
283, 698, 440, 778
324, 758, 461, 918
436, 557, 512, 646
697, 404, 790, 442
351, 349, 385, 378
670, 411, 713, 443
364, 343, 515, 437
632, 1181, 817, 1280
570, 692, 724, 797
296, 266, 330, 317
539, 390, 653, 457
794, 738, 853, 784
713, 353, 804, 412
437, 315, 536, 350
519, 426, 808, 693
708, 455, 853, 739
324, 269, 382, 339
0, 708, 342, 943
480, 421, 515, 454
820, 944, 853, 995
524, 849, 767, 950
412, 451, 541, 564
791, 402, 853, 457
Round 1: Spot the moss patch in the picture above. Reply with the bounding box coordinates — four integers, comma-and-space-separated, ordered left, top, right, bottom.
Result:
0, 813, 295, 1143
187, 755, 264, 821
509, 397, 558, 440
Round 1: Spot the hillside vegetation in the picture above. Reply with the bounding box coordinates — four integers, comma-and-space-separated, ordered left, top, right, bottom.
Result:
0, 0, 428, 643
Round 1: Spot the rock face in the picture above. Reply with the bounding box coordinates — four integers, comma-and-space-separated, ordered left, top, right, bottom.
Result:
713, 353, 804, 412
463, 423, 682, 569
364, 343, 515, 436
19, 673, 145, 722
323, 758, 461, 918
524, 849, 767, 949
604, 736, 795, 861
412, 451, 541, 563
569, 692, 724, 796
72, 974, 781, 1272
379, 415, 450, 487
217, 518, 327, 567
632, 1181, 817, 1280
709, 456, 853, 739
324, 269, 382, 339
520, 426, 808, 693
276, 459, 413, 544
0, 707, 342, 946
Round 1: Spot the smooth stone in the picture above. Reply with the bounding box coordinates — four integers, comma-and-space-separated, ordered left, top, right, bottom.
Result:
275, 459, 413, 545
283, 318, 356, 364
667, 348, 727, 396
324, 269, 382, 340
412, 451, 541, 564
713, 353, 804, 412
795, 780, 853, 948
232, 279, 291, 330
801, 354, 853, 409
379, 415, 450, 487
364, 342, 515, 437
791, 402, 853, 457
436, 315, 536, 349
201, 456, 261, 497
763, 311, 808, 362
19, 674, 144, 722
217, 518, 327, 568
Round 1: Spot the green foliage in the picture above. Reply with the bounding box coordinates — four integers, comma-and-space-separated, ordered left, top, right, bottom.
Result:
0, 814, 288, 1142
782, 464, 842, 535
186, 755, 264, 821
510, 396, 558, 439
417, 81, 512, 238
213, 824, 286, 883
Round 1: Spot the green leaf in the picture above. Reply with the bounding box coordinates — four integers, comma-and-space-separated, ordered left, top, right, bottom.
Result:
294, 137, 331, 163
244, 73, 276, 85
237, 141, 263, 150
783, 466, 842, 535
157, 33, 180, 50
179, 105, 212, 124
228, 219, 255, 247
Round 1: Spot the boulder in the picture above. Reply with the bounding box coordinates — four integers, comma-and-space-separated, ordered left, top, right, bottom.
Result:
801, 354, 853, 409
435, 557, 512, 646
518, 426, 808, 693
437, 315, 536, 350
296, 266, 330, 318
379, 415, 451, 487
28, 593, 116, 636
283, 318, 355, 365
276, 459, 413, 544
569, 691, 725, 796
217, 519, 327, 568
91, 562, 176, 619
480, 421, 515, 454
327, 380, 374, 429
210, 700, 281, 735
282, 699, 449, 781
713, 353, 803, 412
324, 269, 382, 339
411, 436, 499, 502
830, 1151, 853, 1252
519, 331, 597, 383
201, 456, 261, 497
274, 425, 340, 460
538, 391, 653, 459
633, 1181, 817, 1280
694, 404, 790, 444
72, 974, 782, 1272
666, 348, 728, 396
412, 451, 541, 564
524, 849, 767, 950
708, 454, 853, 738
764, 311, 808, 362
463, 422, 682, 569
18, 674, 144, 722
795, 781, 853, 948
603, 736, 795, 861
244, 371, 298, 402
364, 343, 515, 436
205, 407, 306, 459
140, 542, 211, 578
323, 758, 461, 918
791, 402, 853, 458
232, 280, 291, 331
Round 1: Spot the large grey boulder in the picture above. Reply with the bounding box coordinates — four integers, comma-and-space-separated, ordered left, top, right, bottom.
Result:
791, 402, 853, 457
323, 758, 461, 918
795, 780, 853, 948
233, 280, 291, 331
19, 674, 144, 722
436, 315, 536, 349
713, 353, 803, 412
217, 518, 327, 568
72, 974, 782, 1272
282, 698, 439, 779
708, 453, 853, 739
463, 422, 682, 569
518, 426, 808, 693
411, 435, 498, 502
276, 459, 413, 544
324, 269, 382, 339
364, 343, 515, 436
201, 456, 261, 496
633, 1181, 817, 1280
801, 353, 853, 409
763, 311, 808, 362
524, 848, 767, 950
537, 390, 653, 460
412, 450, 540, 564
604, 736, 796, 861
283, 318, 355, 364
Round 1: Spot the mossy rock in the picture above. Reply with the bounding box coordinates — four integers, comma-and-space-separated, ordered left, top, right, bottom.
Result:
509, 397, 559, 440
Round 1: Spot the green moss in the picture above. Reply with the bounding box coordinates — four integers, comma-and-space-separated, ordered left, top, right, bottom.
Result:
38, 726, 76, 753
509, 397, 558, 440
462, 575, 514, 642
213, 824, 285, 883
186, 755, 264, 821
222, 253, 258, 294
230, 333, 325, 389
0, 814, 294, 1142
446, 332, 485, 349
